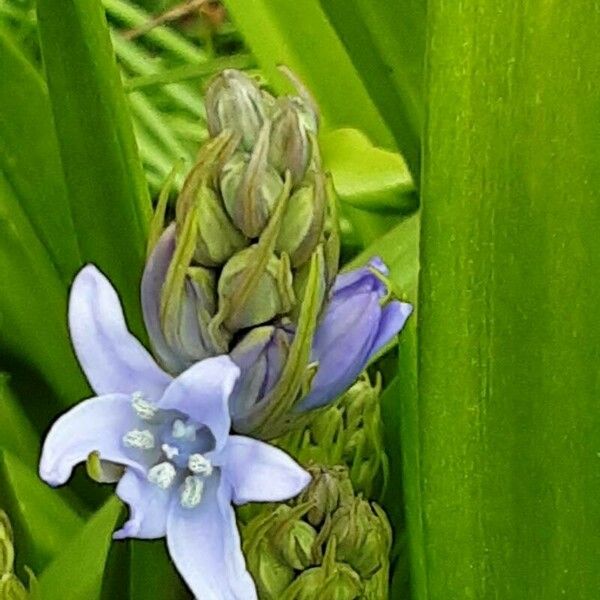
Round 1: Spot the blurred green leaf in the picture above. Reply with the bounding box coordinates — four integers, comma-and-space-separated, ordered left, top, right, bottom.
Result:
321, 128, 417, 215
0, 28, 80, 283
0, 451, 84, 572
0, 172, 87, 405
36, 0, 152, 338
0, 375, 38, 469
318, 0, 426, 175
37, 496, 122, 600
404, 1, 600, 598
223, 0, 394, 149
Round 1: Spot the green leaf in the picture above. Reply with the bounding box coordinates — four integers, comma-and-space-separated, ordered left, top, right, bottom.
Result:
321, 128, 417, 215
318, 0, 426, 175
37, 496, 122, 600
36, 0, 152, 338
222, 0, 394, 149
0, 171, 87, 406
0, 375, 38, 469
0, 451, 84, 572
404, 2, 600, 598
0, 28, 80, 283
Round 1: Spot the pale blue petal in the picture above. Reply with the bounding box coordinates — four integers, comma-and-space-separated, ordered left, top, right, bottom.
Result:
218, 436, 311, 505
69, 265, 171, 401
369, 300, 413, 357
114, 468, 172, 540
166, 474, 257, 600
158, 356, 239, 452
39, 394, 142, 487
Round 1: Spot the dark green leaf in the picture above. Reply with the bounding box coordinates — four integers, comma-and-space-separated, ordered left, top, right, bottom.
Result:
36, 0, 152, 337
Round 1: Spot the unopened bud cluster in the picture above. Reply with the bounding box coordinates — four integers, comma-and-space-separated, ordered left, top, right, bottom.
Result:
0, 510, 31, 599
276, 372, 388, 498
146, 69, 339, 437
241, 466, 391, 599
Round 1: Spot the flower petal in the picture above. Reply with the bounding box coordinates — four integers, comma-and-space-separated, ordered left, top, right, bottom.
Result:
332, 257, 387, 298
39, 394, 142, 487
369, 300, 413, 357
166, 474, 257, 600
158, 356, 239, 452
114, 468, 171, 540
219, 436, 310, 505
69, 265, 171, 400
298, 291, 381, 411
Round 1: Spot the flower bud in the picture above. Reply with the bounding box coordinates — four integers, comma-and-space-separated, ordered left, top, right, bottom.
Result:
205, 69, 269, 151
269, 506, 318, 570
296, 466, 354, 527
0, 537, 14, 576
215, 246, 295, 333
0, 511, 13, 546
219, 129, 285, 238
269, 97, 317, 185
246, 539, 294, 600
276, 173, 326, 268
229, 326, 292, 418
0, 573, 28, 599
329, 498, 392, 579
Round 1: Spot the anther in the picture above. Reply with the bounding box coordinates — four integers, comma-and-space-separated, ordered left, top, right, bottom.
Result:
132, 392, 158, 420
147, 462, 176, 490
122, 429, 155, 450
162, 444, 180, 460
180, 476, 204, 509
188, 454, 213, 477
172, 419, 196, 441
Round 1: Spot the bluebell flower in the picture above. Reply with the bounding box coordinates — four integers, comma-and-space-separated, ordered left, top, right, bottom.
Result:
39, 266, 310, 600
297, 258, 412, 411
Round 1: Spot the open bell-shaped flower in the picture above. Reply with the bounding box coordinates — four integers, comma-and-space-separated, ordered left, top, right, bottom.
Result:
39, 265, 310, 600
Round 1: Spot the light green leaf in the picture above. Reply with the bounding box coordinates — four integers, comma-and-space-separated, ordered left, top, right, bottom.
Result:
404, 2, 600, 598
36, 0, 152, 338
0, 451, 84, 571
318, 0, 426, 176
321, 128, 416, 215
37, 496, 122, 600
0, 28, 80, 283
223, 0, 394, 149
0, 375, 38, 469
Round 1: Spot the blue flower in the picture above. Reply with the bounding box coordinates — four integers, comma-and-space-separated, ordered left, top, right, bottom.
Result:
297, 257, 412, 411
39, 266, 310, 600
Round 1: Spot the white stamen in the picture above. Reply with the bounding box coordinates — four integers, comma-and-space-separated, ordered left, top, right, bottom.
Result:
172, 419, 196, 441
188, 453, 213, 477
180, 476, 204, 509
162, 443, 180, 460
147, 462, 177, 489
122, 429, 155, 450
132, 392, 158, 420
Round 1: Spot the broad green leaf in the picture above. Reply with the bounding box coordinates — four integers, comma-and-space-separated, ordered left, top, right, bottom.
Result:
405, 2, 600, 598
0, 375, 38, 469
223, 0, 394, 149
36, 0, 152, 338
318, 0, 426, 175
0, 28, 80, 283
0, 451, 84, 571
321, 128, 417, 215
37, 496, 122, 600
0, 172, 87, 406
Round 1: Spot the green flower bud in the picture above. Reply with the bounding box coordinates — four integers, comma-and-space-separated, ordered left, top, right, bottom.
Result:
329, 498, 392, 580
269, 506, 318, 570
205, 69, 269, 151
219, 130, 285, 238
280, 539, 362, 600
0, 574, 28, 600
296, 466, 354, 527
276, 173, 326, 268
0, 512, 13, 545
215, 246, 295, 332
247, 539, 294, 600
0, 538, 14, 577
269, 97, 317, 185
